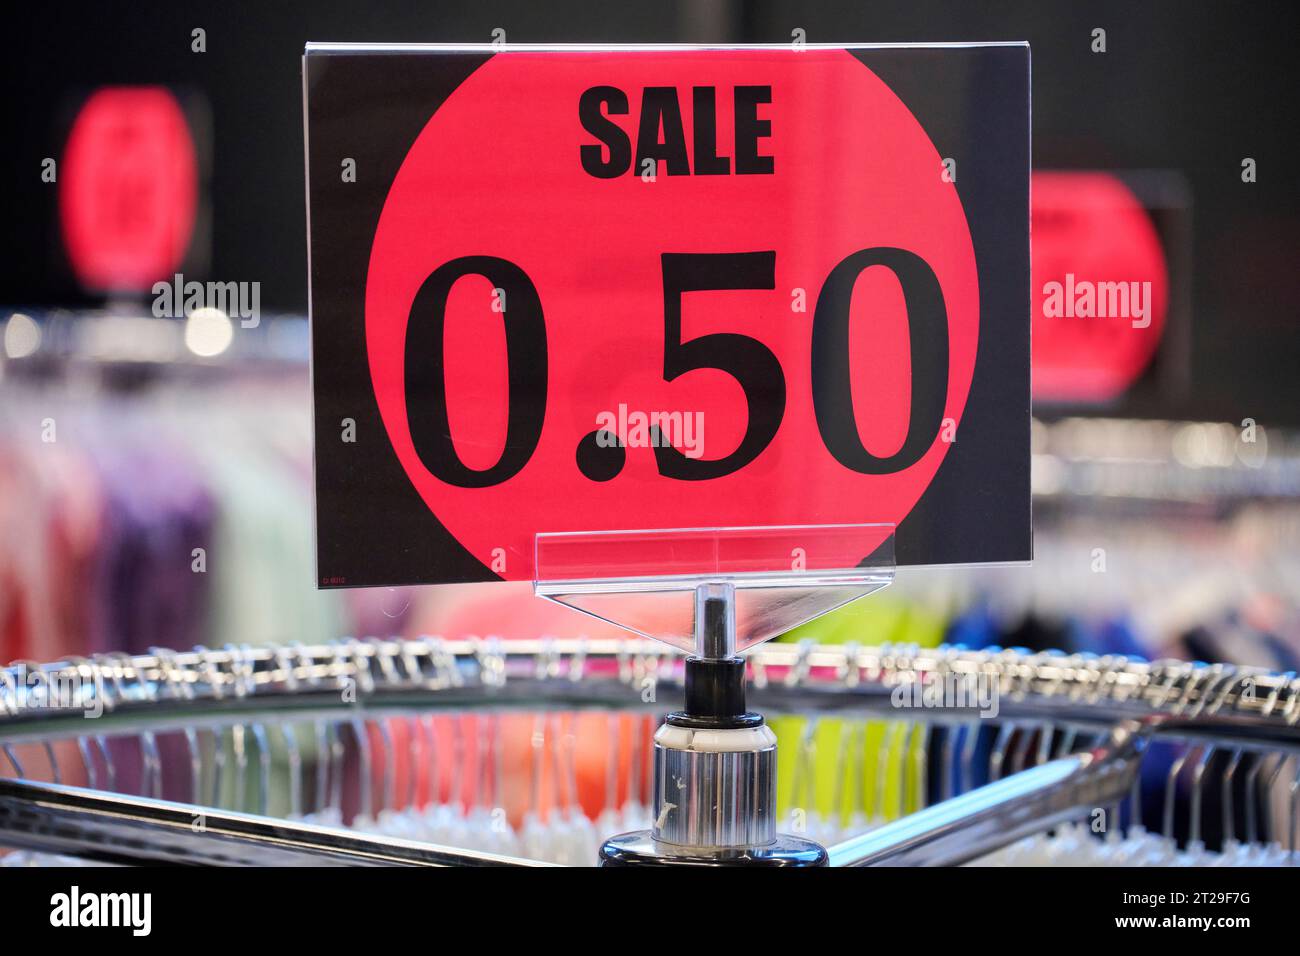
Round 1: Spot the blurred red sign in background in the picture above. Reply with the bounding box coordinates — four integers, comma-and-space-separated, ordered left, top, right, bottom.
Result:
1031, 171, 1170, 403
60, 86, 198, 293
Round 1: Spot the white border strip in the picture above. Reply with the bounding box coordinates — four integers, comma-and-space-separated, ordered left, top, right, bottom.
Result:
304, 41, 1030, 53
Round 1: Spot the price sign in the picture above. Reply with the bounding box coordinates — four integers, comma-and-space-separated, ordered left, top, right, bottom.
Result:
1030, 171, 1171, 403
61, 87, 198, 292
305, 44, 1030, 588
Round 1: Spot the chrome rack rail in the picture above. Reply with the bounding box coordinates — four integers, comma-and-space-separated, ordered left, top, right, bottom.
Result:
0, 778, 552, 867
2, 640, 1298, 866
3, 640, 1298, 745
828, 719, 1147, 866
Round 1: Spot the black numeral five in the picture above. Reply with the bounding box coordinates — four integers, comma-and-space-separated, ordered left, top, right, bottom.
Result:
654, 252, 783, 480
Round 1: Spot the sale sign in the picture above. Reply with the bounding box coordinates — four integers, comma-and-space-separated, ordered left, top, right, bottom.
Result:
1031, 172, 1170, 403
61, 87, 198, 292
304, 44, 1030, 588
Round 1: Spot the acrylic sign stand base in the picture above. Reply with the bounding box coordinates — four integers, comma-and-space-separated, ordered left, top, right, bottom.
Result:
534, 523, 895, 866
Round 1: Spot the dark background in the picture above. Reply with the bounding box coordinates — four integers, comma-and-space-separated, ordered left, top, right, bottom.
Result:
4, 0, 1298, 422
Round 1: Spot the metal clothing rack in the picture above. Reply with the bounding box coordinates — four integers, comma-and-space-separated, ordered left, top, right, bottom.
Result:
1, 639, 1298, 866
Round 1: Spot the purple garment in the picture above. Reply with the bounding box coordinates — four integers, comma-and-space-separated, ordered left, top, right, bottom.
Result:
83, 425, 216, 656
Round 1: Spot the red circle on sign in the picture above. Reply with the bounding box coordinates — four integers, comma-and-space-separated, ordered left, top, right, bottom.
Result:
60, 87, 198, 293
367, 51, 979, 578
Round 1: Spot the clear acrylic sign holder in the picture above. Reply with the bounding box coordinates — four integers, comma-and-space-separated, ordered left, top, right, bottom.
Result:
533, 522, 895, 866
